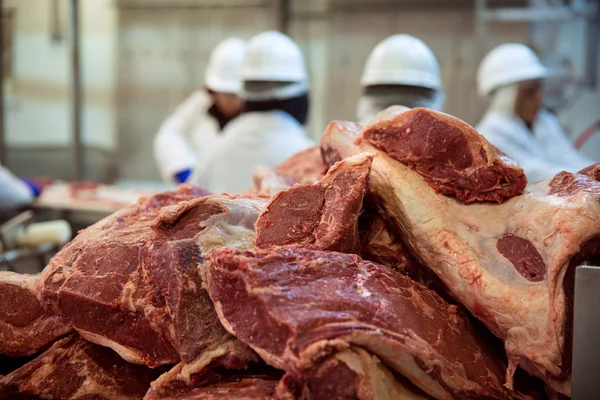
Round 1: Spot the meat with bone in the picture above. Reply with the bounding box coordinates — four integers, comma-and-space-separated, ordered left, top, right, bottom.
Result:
362, 106, 527, 203
36, 185, 211, 367
205, 246, 522, 400
0, 272, 72, 357
320, 108, 600, 396
255, 153, 372, 254
0, 335, 163, 400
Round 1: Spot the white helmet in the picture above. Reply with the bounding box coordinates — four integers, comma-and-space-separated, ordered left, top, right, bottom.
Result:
242, 31, 307, 83
205, 37, 247, 93
477, 43, 548, 97
361, 34, 442, 90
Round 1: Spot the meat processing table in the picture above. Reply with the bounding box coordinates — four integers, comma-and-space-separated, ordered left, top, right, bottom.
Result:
31, 181, 176, 227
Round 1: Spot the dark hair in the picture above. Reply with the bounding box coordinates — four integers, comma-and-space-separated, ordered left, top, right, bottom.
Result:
244, 93, 309, 126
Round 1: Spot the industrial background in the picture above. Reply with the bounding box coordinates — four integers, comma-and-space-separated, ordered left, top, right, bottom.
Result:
1, 0, 599, 182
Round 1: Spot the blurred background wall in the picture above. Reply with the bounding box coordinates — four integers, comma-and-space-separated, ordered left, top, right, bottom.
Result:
2, 0, 599, 182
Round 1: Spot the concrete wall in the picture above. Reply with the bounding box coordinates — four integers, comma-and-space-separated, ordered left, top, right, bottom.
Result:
114, 2, 275, 180
3, 0, 117, 180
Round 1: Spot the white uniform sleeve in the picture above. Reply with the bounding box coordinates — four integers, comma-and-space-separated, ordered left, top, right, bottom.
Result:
0, 165, 33, 209
190, 131, 228, 190
154, 91, 207, 182
537, 111, 595, 171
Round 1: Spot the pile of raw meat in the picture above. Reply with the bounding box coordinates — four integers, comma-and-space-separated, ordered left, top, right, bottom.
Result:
2, 107, 599, 399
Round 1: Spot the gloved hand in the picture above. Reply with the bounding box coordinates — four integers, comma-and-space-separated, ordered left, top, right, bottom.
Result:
173, 168, 192, 184
21, 178, 42, 197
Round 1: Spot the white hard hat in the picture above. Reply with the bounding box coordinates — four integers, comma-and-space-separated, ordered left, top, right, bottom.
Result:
477, 43, 548, 97
205, 37, 247, 93
242, 31, 307, 83
360, 34, 442, 90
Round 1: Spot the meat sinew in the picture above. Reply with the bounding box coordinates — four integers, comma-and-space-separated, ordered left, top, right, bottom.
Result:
205, 246, 521, 400
37, 185, 211, 367
37, 184, 269, 370
362, 106, 527, 203
145, 338, 265, 400
145, 193, 268, 395
148, 193, 268, 365
321, 108, 600, 396
0, 335, 163, 400
276, 346, 431, 400
255, 153, 372, 254
0, 272, 72, 357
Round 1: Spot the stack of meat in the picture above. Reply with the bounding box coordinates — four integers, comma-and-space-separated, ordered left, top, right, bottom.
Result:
1, 107, 599, 399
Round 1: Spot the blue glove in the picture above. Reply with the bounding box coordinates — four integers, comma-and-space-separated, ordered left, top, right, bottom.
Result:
173, 168, 192, 184
21, 178, 42, 197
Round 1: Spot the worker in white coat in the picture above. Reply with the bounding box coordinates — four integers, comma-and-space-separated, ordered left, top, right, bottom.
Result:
153, 38, 247, 183
192, 31, 314, 193
357, 34, 445, 123
0, 165, 34, 209
476, 43, 594, 183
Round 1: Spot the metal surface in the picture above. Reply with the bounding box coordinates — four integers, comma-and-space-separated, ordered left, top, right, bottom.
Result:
69, 0, 83, 181
572, 265, 600, 399
0, 0, 5, 166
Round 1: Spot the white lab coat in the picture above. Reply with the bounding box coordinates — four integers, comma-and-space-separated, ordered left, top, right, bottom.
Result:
0, 165, 32, 209
476, 109, 595, 183
154, 91, 222, 183
192, 110, 315, 193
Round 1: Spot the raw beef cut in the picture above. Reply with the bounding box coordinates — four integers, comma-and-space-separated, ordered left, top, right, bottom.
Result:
148, 193, 268, 365
0, 272, 71, 356
255, 153, 372, 254
0, 335, 163, 400
362, 106, 527, 203
37, 185, 210, 367
145, 338, 265, 400
320, 112, 600, 396
578, 162, 600, 181
143, 193, 268, 397
274, 146, 328, 185
205, 246, 522, 400
153, 376, 279, 400
277, 346, 430, 400
252, 146, 327, 194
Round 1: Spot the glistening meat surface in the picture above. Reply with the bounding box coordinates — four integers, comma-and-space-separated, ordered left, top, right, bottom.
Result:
0, 335, 163, 400
321, 111, 600, 396
362, 107, 527, 203
255, 153, 372, 254
0, 272, 72, 357
205, 246, 521, 400
37, 185, 211, 366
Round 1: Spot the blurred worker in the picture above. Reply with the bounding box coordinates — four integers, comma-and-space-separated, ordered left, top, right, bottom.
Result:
154, 37, 247, 184
0, 165, 36, 209
357, 34, 444, 123
192, 31, 314, 193
476, 43, 594, 182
